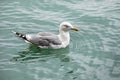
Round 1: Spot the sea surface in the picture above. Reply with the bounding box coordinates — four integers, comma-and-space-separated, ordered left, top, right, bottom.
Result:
0, 0, 120, 80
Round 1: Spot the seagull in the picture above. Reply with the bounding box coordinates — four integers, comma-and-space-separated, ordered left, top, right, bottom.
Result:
13, 22, 79, 49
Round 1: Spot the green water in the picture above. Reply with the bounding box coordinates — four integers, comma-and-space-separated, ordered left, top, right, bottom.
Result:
0, 0, 120, 80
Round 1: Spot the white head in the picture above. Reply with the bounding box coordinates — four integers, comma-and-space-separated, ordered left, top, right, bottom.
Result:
59, 22, 79, 32
58, 22, 79, 48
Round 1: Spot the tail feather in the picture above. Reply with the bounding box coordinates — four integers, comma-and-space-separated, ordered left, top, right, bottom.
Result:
12, 31, 27, 40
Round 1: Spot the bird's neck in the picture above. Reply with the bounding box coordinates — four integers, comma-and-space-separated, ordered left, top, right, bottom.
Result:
59, 31, 70, 46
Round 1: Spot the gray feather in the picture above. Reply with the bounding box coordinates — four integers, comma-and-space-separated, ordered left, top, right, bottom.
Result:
37, 32, 56, 36
26, 33, 61, 47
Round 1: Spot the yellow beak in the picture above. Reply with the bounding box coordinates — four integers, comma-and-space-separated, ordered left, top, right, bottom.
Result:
71, 27, 79, 31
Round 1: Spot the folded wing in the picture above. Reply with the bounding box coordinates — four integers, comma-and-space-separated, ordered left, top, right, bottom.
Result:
26, 33, 61, 47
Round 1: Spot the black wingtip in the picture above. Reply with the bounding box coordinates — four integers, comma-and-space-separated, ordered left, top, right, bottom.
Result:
12, 31, 27, 40
12, 31, 21, 36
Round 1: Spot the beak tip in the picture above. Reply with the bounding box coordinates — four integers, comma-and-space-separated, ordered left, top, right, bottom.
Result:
71, 27, 79, 31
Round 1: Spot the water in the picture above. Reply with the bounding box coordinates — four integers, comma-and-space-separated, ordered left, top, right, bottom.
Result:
0, 0, 120, 80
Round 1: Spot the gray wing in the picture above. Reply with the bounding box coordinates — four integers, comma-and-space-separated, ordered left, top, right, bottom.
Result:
37, 32, 56, 36
26, 34, 61, 47
40, 36, 61, 45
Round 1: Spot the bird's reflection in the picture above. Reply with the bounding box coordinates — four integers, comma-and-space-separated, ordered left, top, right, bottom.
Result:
12, 45, 70, 62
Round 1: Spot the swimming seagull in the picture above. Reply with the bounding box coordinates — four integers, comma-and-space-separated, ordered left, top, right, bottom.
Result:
13, 22, 79, 49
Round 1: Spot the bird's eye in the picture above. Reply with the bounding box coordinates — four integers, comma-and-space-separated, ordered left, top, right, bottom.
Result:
64, 25, 69, 28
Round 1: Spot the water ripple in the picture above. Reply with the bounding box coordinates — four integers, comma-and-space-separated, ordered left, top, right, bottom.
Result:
0, 0, 120, 80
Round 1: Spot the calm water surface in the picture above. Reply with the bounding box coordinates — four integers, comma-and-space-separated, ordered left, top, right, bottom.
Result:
0, 0, 120, 80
